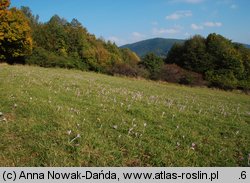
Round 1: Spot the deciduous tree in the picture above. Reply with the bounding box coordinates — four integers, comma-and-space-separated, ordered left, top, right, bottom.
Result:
0, 0, 32, 62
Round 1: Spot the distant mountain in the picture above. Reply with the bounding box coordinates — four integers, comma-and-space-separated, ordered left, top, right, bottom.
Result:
243, 44, 250, 49
120, 38, 185, 57
121, 38, 250, 58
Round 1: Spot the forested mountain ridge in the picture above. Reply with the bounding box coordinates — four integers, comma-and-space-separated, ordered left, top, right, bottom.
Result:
121, 38, 184, 57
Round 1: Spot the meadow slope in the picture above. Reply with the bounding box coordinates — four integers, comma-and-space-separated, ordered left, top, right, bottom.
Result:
0, 64, 249, 166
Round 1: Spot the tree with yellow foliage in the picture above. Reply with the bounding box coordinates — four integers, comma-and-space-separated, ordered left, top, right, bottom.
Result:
0, 0, 32, 62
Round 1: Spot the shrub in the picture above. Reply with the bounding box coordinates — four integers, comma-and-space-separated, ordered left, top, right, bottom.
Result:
159, 64, 206, 86
25, 47, 88, 70
141, 53, 164, 80
108, 62, 138, 77
205, 70, 238, 90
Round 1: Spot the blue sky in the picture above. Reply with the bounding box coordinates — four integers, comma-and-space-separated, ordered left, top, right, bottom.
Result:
11, 0, 250, 46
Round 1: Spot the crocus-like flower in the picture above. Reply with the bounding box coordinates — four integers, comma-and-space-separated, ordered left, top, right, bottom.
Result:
67, 130, 72, 135
191, 143, 196, 150
128, 128, 133, 134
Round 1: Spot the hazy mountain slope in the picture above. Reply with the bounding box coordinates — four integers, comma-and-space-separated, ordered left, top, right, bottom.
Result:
120, 38, 184, 57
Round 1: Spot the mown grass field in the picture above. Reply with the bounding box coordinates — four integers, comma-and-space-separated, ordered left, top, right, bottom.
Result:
0, 64, 249, 167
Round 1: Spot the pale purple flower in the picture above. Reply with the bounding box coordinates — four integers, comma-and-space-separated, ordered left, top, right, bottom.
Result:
191, 143, 196, 150
128, 128, 133, 134
67, 130, 72, 135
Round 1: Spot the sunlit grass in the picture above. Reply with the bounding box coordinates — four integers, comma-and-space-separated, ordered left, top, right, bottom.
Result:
0, 64, 249, 166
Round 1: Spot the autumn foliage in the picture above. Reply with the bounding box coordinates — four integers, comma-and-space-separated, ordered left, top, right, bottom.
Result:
0, 0, 10, 10
0, 0, 32, 62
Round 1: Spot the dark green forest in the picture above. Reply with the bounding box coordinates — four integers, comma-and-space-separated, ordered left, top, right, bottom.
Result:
166, 34, 250, 90
1, 0, 250, 90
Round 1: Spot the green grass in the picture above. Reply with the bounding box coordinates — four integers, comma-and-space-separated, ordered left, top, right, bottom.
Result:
0, 64, 249, 167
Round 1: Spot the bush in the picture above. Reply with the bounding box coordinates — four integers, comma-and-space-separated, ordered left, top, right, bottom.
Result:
136, 67, 150, 79
108, 62, 138, 77
205, 70, 238, 90
179, 75, 194, 85
159, 64, 206, 86
25, 47, 88, 70
237, 80, 250, 94
141, 53, 164, 80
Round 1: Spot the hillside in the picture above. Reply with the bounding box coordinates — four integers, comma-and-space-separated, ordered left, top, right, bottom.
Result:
0, 64, 249, 166
120, 38, 185, 57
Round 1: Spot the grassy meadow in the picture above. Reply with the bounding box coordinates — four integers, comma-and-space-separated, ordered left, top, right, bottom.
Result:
0, 64, 249, 166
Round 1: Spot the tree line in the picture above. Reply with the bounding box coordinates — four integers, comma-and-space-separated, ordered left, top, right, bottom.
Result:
166, 34, 250, 90
0, 0, 141, 75
1, 0, 250, 90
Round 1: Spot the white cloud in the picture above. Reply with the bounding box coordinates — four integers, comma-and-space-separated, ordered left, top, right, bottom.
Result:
191, 21, 222, 31
130, 32, 146, 43
166, 10, 192, 20
153, 27, 180, 35
191, 24, 204, 30
132, 32, 145, 38
170, 0, 205, 4
204, 22, 222, 27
